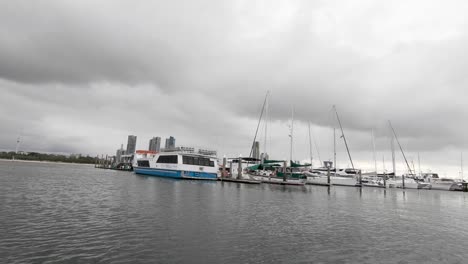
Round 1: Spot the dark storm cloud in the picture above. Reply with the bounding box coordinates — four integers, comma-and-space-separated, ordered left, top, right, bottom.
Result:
0, 0, 235, 88
1, 0, 468, 176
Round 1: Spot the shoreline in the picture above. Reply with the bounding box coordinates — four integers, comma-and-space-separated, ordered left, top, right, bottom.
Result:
0, 158, 93, 166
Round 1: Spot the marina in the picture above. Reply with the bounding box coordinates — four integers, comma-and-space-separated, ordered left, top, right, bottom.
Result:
4, 1, 468, 263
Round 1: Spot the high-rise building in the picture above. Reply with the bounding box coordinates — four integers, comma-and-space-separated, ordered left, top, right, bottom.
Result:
115, 144, 126, 164
260, 152, 269, 162
252, 141, 260, 160
164, 136, 176, 150
126, 135, 137, 155
149, 137, 161, 152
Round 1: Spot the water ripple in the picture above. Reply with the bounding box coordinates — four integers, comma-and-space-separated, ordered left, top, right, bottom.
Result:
1, 161, 468, 263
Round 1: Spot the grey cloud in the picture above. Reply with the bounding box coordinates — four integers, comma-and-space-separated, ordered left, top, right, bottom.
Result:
2, 1, 468, 176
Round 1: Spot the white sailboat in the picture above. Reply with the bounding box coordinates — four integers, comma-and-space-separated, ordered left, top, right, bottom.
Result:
362, 129, 386, 188
308, 106, 361, 187
305, 122, 331, 186
388, 121, 430, 189
247, 94, 306, 185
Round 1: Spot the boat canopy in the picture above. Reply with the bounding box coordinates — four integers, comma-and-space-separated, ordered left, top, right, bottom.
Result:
263, 159, 285, 164
229, 157, 261, 162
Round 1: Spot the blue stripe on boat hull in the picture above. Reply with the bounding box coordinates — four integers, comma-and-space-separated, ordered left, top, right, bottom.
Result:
134, 167, 217, 180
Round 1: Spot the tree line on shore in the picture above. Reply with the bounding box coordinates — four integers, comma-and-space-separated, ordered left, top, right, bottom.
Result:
0, 151, 96, 164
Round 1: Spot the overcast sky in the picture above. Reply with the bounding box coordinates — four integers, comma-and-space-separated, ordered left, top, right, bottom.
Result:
2, 0, 468, 177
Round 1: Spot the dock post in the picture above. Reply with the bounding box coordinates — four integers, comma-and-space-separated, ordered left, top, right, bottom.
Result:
327, 166, 330, 185
222, 157, 227, 178
237, 156, 242, 180
402, 174, 406, 189
359, 170, 362, 187
383, 173, 387, 188
283, 161, 287, 182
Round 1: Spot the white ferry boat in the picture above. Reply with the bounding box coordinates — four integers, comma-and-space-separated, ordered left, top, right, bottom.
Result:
134, 151, 219, 180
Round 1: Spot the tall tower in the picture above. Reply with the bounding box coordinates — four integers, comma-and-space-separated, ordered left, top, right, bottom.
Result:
252, 141, 260, 160
115, 144, 125, 164
126, 135, 137, 155
15, 136, 21, 154
149, 137, 161, 152
165, 136, 176, 150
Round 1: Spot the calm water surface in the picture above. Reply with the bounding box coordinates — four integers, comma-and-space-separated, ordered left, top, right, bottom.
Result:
1, 160, 468, 263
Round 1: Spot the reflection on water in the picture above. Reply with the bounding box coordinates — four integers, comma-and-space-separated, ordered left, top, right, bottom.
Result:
1, 160, 468, 263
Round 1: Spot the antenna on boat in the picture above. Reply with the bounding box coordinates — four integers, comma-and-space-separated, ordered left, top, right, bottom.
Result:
249, 91, 269, 161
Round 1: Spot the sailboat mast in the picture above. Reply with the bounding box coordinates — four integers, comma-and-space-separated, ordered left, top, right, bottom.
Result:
333, 127, 336, 172
388, 121, 413, 175
290, 107, 294, 163
264, 93, 269, 158
334, 106, 355, 171
249, 91, 269, 159
372, 129, 377, 175
391, 136, 396, 177
418, 152, 421, 177
308, 122, 313, 167
382, 155, 386, 172
461, 152, 464, 181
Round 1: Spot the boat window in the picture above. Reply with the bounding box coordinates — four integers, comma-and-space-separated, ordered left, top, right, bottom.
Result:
137, 160, 150, 167
183, 156, 195, 165
156, 155, 178, 164
181, 156, 215, 167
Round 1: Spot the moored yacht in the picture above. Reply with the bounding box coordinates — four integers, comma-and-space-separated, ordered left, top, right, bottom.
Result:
421, 173, 463, 191
304, 163, 361, 187
248, 161, 307, 185
394, 174, 431, 189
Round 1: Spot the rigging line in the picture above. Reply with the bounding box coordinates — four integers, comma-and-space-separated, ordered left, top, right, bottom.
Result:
311, 127, 322, 165
308, 122, 313, 166
249, 91, 269, 159
334, 105, 355, 171
388, 120, 413, 175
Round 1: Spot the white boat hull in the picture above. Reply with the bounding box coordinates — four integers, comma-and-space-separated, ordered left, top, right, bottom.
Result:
430, 182, 463, 191
254, 175, 306, 185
